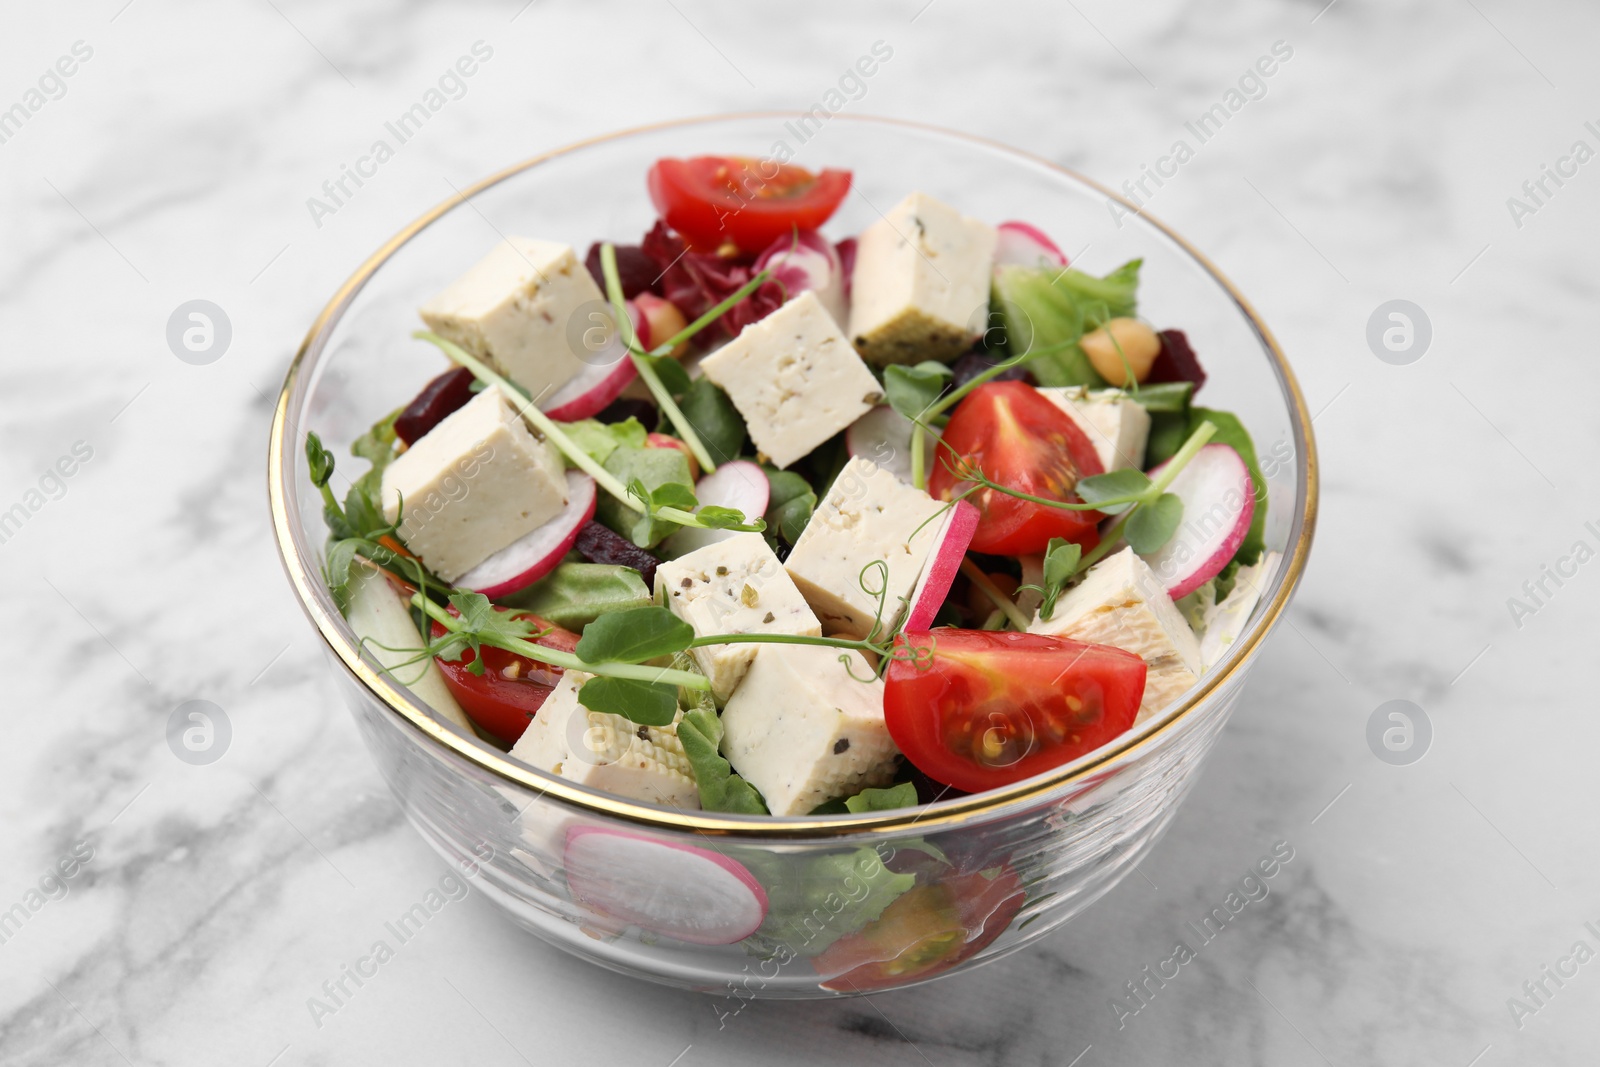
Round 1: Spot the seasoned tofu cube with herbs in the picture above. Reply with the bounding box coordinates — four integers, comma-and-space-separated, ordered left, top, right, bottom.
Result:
785, 457, 949, 639
654, 533, 822, 702
719, 645, 898, 816
380, 386, 567, 582
1038, 386, 1152, 472
1029, 547, 1201, 723
419, 237, 603, 403
511, 672, 699, 809
848, 191, 998, 365
699, 291, 884, 469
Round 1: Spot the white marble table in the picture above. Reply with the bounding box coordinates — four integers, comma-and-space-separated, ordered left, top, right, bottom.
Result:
3, 0, 1597, 1063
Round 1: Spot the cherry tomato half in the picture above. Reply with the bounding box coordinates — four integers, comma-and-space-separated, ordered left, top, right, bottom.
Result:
814, 866, 1026, 991
928, 381, 1105, 556
647, 156, 851, 254
431, 609, 580, 747
883, 630, 1147, 794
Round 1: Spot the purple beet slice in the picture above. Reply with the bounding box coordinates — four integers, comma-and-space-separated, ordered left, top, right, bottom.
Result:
1147, 329, 1207, 394
584, 243, 658, 299
574, 520, 658, 588
395, 367, 476, 445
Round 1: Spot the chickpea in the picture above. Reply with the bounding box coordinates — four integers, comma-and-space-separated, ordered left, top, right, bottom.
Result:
1080, 317, 1161, 386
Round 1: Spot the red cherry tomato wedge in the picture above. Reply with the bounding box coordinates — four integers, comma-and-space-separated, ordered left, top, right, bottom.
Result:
928, 381, 1105, 556
814, 866, 1025, 991
647, 156, 851, 254
883, 630, 1147, 793
430, 608, 580, 748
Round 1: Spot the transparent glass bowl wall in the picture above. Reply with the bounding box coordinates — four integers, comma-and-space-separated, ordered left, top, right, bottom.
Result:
270, 115, 1316, 996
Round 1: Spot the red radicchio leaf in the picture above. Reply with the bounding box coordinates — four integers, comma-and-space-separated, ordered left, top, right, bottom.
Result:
640, 221, 781, 338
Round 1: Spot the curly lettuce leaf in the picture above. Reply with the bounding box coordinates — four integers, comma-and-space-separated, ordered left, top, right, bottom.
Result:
991, 259, 1142, 387
746, 847, 916, 956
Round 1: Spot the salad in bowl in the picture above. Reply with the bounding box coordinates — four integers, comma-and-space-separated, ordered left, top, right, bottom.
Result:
273, 115, 1314, 995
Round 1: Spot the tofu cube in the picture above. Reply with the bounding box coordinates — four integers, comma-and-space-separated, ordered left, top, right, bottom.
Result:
785, 457, 949, 639
848, 191, 997, 365
419, 237, 603, 403
511, 672, 700, 809
654, 533, 822, 702
699, 291, 884, 469
1038, 387, 1152, 472
719, 645, 898, 816
380, 386, 567, 582
1029, 547, 1201, 723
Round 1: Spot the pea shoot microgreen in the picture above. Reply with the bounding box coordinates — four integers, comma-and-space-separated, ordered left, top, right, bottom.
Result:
410, 332, 764, 538
1019, 538, 1083, 623
307, 431, 445, 618
598, 241, 771, 475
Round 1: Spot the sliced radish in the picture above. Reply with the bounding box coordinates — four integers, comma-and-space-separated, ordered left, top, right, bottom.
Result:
457, 472, 597, 597
836, 237, 858, 299
541, 305, 641, 421
1139, 443, 1255, 600
635, 293, 689, 357
660, 460, 769, 557
846, 406, 939, 486
994, 221, 1068, 268
904, 499, 980, 630
564, 826, 768, 945
754, 230, 847, 327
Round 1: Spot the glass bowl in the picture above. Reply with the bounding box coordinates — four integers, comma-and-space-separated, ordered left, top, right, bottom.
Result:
268, 114, 1318, 997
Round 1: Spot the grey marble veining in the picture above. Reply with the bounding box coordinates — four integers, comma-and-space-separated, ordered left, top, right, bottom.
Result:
2, 0, 1598, 1063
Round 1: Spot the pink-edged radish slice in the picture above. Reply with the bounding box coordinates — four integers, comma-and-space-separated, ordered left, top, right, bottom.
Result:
1138, 443, 1255, 600
541, 304, 642, 421
564, 826, 768, 945
457, 472, 597, 597
904, 499, 980, 630
994, 221, 1068, 268
660, 460, 769, 557
845, 406, 939, 486
635, 293, 689, 357
754, 230, 847, 327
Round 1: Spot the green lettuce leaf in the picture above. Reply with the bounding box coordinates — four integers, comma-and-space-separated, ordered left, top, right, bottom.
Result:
500, 563, 651, 630
563, 416, 648, 465
595, 445, 693, 547
991, 259, 1142, 387
746, 847, 916, 955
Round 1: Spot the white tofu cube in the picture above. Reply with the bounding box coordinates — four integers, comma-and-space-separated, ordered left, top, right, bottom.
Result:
511, 672, 700, 809
381, 386, 567, 582
719, 645, 898, 816
785, 457, 949, 639
699, 291, 884, 469
655, 533, 821, 702
848, 191, 997, 365
419, 237, 603, 403
1028, 547, 1200, 723
1038, 387, 1152, 472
